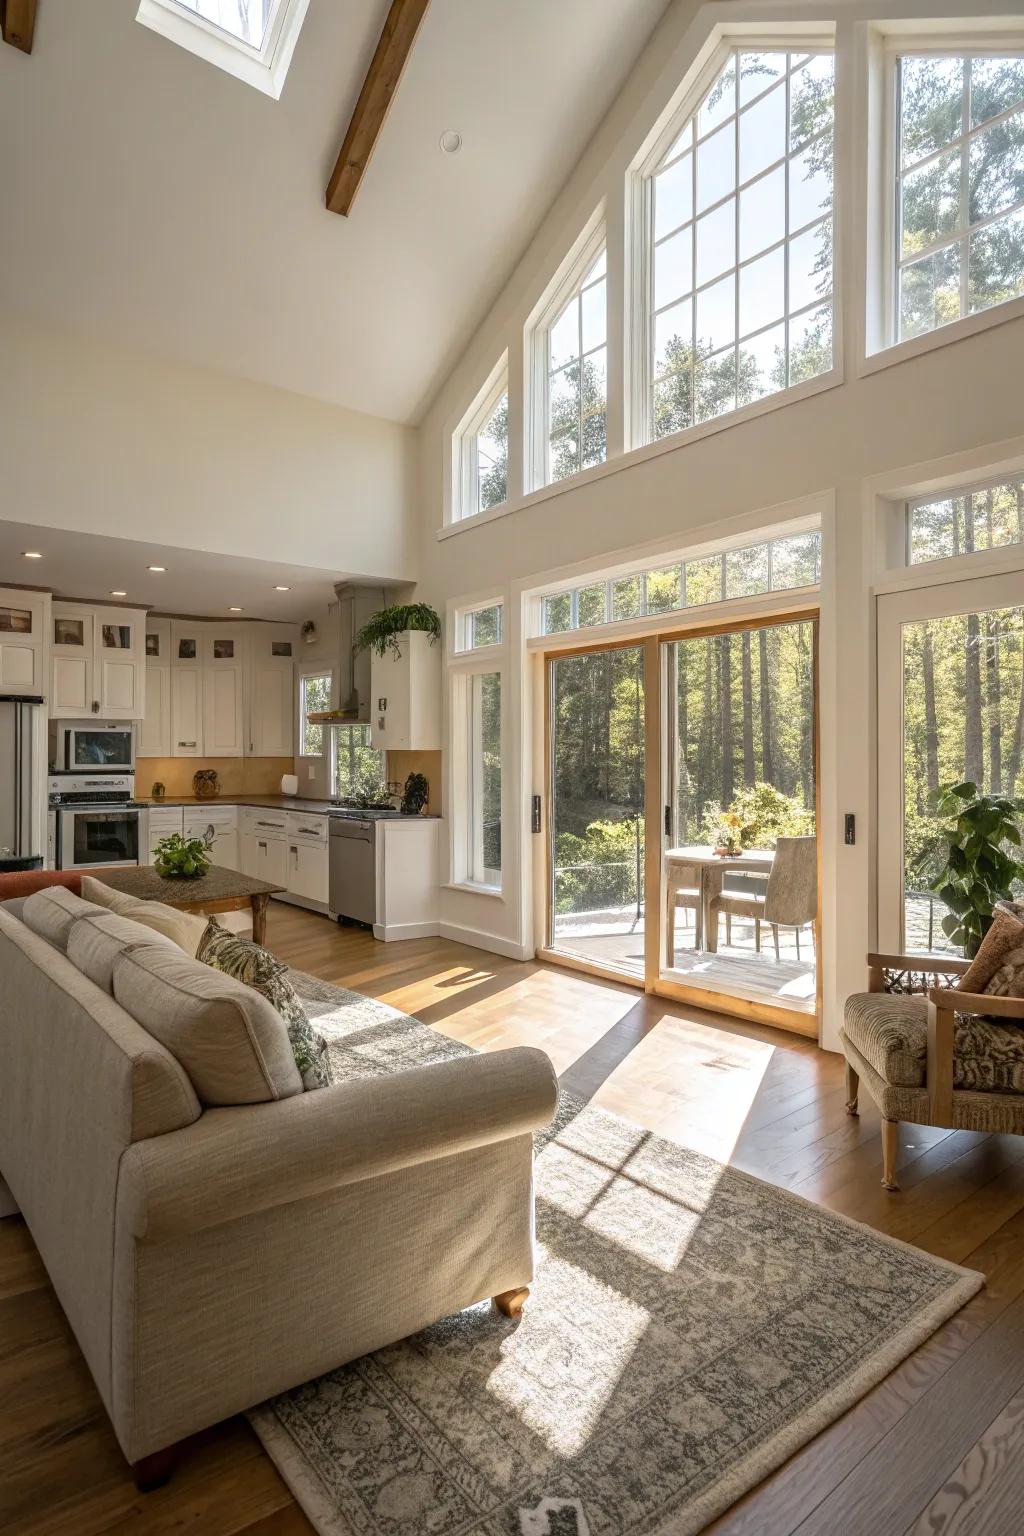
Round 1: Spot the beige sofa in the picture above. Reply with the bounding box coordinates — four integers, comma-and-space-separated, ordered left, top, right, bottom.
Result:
0, 894, 557, 1487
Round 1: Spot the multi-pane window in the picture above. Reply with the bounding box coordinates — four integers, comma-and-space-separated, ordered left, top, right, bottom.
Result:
467, 672, 502, 887
896, 52, 1024, 341
136, 0, 309, 97
909, 476, 1024, 564
647, 48, 835, 440
454, 365, 508, 520
541, 530, 820, 634
299, 672, 330, 756
546, 248, 607, 483
330, 725, 388, 803
457, 603, 503, 652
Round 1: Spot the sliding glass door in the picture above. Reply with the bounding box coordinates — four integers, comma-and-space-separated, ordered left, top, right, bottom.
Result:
546, 643, 646, 979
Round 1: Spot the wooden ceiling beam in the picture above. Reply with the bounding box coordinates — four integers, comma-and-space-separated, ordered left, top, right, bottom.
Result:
1, 0, 37, 53
326, 0, 430, 218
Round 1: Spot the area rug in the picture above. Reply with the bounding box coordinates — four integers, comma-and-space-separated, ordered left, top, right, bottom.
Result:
248, 971, 983, 1536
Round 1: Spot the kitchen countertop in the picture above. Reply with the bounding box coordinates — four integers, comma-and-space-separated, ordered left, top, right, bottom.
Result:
131, 794, 439, 819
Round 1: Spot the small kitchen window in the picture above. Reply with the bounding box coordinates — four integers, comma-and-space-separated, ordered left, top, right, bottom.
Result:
299, 672, 331, 757
330, 724, 388, 802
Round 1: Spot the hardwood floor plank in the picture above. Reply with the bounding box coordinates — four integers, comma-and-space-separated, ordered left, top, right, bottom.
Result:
904, 1384, 1024, 1536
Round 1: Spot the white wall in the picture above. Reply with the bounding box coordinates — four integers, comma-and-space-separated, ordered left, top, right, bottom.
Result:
0, 310, 418, 580
411, 0, 1024, 1048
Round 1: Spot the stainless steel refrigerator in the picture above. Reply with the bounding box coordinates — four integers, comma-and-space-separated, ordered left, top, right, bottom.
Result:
0, 694, 45, 869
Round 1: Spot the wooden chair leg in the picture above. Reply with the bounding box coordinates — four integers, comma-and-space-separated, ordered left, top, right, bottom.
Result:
132, 1444, 179, 1492
881, 1119, 900, 1192
844, 1059, 859, 1116
493, 1287, 529, 1319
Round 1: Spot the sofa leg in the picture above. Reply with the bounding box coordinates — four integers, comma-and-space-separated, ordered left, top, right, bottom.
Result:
844, 1060, 859, 1117
881, 1119, 900, 1192
493, 1287, 530, 1319
132, 1445, 178, 1492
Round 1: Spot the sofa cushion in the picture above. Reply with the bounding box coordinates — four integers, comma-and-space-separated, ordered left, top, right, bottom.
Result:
196, 924, 329, 1090
112, 944, 303, 1105
67, 912, 178, 994
0, 896, 26, 922
844, 991, 1024, 1094
81, 877, 210, 957
21, 886, 106, 952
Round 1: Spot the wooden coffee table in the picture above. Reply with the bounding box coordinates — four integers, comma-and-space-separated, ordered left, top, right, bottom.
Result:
97, 867, 284, 945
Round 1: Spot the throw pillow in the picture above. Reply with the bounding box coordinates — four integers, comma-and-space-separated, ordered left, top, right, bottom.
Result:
80, 877, 209, 957
197, 924, 329, 1090
957, 904, 1024, 993
984, 943, 1024, 1000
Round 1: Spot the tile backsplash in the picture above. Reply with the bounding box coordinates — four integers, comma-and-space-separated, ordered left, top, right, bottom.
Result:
136, 758, 295, 798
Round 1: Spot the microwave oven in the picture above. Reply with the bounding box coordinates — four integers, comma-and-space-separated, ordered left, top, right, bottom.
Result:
49, 720, 137, 774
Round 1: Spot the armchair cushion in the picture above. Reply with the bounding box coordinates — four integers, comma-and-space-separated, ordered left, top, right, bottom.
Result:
844, 991, 1024, 1094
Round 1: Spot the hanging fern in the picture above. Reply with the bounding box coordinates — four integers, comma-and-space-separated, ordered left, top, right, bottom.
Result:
353, 603, 441, 660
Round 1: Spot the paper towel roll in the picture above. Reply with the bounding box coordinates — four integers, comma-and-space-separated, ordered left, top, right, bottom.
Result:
280, 774, 299, 796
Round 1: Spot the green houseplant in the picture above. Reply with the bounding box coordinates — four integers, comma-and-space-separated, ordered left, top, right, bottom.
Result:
153, 830, 214, 880
353, 603, 441, 660
924, 782, 1024, 956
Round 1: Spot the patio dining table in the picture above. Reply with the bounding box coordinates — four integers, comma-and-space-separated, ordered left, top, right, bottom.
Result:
665, 845, 775, 957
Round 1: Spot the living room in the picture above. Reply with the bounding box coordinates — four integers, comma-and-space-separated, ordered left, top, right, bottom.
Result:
2, 2, 1024, 1533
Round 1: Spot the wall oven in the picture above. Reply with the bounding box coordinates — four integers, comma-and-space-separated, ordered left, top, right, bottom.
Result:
48, 775, 140, 871
49, 721, 136, 774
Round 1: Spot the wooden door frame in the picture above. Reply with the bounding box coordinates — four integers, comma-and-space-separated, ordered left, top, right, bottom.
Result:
536, 607, 822, 1038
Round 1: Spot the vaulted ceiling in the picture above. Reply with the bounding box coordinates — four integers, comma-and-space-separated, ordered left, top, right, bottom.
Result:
0, 0, 673, 423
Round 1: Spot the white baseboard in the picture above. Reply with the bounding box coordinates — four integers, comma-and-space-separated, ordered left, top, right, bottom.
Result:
438, 921, 532, 961
373, 920, 441, 942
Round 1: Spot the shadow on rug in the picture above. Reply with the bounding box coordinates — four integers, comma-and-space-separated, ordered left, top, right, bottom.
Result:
247, 971, 983, 1536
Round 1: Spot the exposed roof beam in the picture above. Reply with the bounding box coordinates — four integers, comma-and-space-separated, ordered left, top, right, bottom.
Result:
1, 0, 36, 53
326, 0, 430, 218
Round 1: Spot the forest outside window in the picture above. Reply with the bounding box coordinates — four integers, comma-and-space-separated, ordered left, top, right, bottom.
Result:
894, 50, 1024, 343
541, 244, 607, 485
299, 672, 331, 756
456, 602, 504, 652
330, 725, 388, 803
464, 671, 502, 888
908, 475, 1024, 564
644, 45, 835, 444
453, 362, 509, 522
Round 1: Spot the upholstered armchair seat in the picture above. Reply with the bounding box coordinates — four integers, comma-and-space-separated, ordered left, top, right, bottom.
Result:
844, 991, 1024, 1095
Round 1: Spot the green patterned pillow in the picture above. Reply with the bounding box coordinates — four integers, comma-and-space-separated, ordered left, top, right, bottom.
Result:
196, 923, 329, 1089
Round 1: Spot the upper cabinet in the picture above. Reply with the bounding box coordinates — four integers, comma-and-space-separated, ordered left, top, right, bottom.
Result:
369, 631, 441, 751
249, 625, 295, 757
0, 589, 49, 698
50, 602, 146, 720
139, 618, 171, 757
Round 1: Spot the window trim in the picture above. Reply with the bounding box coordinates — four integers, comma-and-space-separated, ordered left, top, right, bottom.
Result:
630, 32, 840, 453
297, 668, 331, 759
449, 354, 509, 525
136, 0, 311, 97
526, 216, 607, 494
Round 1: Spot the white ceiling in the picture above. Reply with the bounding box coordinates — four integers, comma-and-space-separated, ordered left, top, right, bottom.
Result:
0, 0, 672, 424
0, 520, 355, 621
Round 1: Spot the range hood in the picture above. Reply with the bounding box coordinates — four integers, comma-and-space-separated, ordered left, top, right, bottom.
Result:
327, 583, 396, 726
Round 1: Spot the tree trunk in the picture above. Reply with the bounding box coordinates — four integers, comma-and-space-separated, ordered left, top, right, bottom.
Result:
698, 640, 716, 821
923, 625, 940, 793
986, 613, 1001, 794
963, 500, 985, 786
720, 635, 734, 807
759, 627, 775, 785
1007, 667, 1024, 797
741, 630, 756, 785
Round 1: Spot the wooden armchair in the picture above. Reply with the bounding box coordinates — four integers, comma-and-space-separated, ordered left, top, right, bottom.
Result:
842, 952, 1024, 1192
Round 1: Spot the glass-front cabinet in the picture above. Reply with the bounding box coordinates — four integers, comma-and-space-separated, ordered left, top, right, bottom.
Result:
0, 588, 48, 696
50, 602, 146, 720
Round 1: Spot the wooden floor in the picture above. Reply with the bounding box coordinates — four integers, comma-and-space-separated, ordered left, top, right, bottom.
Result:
3, 905, 1024, 1535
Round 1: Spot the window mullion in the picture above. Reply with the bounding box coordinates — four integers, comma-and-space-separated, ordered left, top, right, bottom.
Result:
734, 48, 741, 401
960, 60, 971, 319
784, 56, 792, 383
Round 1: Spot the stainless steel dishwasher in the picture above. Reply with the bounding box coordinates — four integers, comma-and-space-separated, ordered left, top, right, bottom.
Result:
328, 816, 376, 925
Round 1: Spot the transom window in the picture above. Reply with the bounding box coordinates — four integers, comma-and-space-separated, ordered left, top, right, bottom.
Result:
136, 0, 309, 98
545, 247, 607, 484
456, 602, 504, 652
908, 475, 1024, 564
453, 361, 508, 521
541, 530, 820, 635
645, 46, 835, 442
895, 51, 1024, 342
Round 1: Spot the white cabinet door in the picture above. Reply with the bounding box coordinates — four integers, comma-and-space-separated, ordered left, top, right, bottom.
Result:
170, 668, 203, 756
203, 667, 244, 757
240, 831, 258, 877
139, 665, 171, 757
252, 664, 293, 756
253, 835, 288, 888
94, 608, 144, 719
288, 842, 329, 903
51, 607, 94, 717
145, 806, 184, 864
0, 591, 47, 697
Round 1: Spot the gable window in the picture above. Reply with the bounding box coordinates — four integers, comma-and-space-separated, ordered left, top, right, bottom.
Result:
136, 0, 310, 98
298, 671, 331, 756
642, 46, 835, 444
909, 475, 1024, 564
452, 359, 508, 522
894, 51, 1024, 342
534, 240, 608, 487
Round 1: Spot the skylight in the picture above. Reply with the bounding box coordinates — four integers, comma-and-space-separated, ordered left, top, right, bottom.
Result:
136, 0, 310, 98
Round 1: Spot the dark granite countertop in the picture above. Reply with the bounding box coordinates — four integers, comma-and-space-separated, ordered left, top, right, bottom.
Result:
99, 866, 284, 903
131, 794, 439, 820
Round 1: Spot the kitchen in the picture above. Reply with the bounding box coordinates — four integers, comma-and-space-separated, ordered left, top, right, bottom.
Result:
0, 580, 442, 942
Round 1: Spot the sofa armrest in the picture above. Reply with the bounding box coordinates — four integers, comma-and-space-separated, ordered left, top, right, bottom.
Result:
867, 951, 970, 992
925, 988, 1024, 1128
119, 1046, 558, 1242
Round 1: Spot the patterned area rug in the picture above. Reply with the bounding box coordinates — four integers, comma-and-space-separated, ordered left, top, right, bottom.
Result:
248, 971, 983, 1536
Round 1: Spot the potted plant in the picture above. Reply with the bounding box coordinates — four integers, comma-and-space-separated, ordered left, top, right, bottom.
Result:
353, 603, 441, 661
923, 781, 1024, 956
400, 771, 430, 816
153, 830, 214, 880
714, 811, 747, 856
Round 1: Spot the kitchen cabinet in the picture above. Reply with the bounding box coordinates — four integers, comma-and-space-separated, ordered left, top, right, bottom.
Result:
285, 811, 329, 905
0, 588, 48, 697
170, 668, 203, 757
369, 630, 441, 751
249, 627, 295, 757
185, 807, 239, 873
202, 667, 244, 758
155, 620, 297, 759
50, 602, 145, 719
140, 619, 171, 757
144, 805, 184, 864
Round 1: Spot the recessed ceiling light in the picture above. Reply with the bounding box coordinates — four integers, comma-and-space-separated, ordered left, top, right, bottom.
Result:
110, 590, 127, 598
229, 606, 243, 612
274, 585, 290, 592
22, 551, 43, 559
147, 565, 167, 573
439, 130, 462, 154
